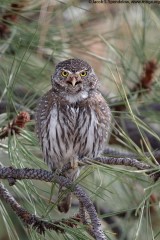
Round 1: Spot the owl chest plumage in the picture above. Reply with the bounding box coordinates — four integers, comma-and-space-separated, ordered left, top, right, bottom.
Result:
41, 100, 106, 171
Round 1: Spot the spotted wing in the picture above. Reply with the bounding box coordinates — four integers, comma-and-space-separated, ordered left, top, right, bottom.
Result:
35, 89, 55, 144
89, 91, 111, 153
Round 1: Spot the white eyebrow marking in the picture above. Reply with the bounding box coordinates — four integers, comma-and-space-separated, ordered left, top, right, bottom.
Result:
62, 69, 72, 74
76, 69, 88, 74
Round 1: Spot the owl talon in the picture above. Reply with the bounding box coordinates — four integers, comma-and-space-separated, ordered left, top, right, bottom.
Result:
54, 169, 62, 176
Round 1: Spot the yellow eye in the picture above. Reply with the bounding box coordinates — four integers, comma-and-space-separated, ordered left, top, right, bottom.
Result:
80, 71, 87, 77
61, 70, 69, 77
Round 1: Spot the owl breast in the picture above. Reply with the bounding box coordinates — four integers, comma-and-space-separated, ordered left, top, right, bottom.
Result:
41, 103, 105, 171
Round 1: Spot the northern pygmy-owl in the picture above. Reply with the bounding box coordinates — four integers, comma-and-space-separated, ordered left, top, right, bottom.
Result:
35, 58, 111, 213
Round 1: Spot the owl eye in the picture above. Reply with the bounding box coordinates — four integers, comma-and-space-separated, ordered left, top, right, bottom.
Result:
80, 71, 87, 77
61, 70, 69, 77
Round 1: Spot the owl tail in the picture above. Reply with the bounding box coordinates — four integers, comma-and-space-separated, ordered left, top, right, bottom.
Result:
57, 187, 72, 213
57, 167, 80, 213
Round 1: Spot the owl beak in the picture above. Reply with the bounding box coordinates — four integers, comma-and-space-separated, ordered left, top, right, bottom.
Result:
67, 77, 81, 87
71, 77, 76, 87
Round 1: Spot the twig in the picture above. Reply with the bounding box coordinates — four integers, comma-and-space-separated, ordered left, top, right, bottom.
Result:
83, 156, 152, 170
0, 166, 107, 240
103, 148, 160, 162
79, 201, 87, 225
38, 1, 55, 58
86, 156, 160, 181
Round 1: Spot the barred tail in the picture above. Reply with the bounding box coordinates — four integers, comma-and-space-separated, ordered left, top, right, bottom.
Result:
58, 188, 72, 213
57, 167, 80, 213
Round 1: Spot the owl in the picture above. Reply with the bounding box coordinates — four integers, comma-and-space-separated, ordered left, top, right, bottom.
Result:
35, 58, 111, 213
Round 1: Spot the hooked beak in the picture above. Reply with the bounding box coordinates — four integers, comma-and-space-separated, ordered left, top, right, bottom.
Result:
71, 77, 76, 86
66, 76, 82, 87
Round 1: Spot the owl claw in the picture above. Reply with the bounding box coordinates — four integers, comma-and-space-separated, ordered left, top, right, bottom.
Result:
54, 169, 62, 176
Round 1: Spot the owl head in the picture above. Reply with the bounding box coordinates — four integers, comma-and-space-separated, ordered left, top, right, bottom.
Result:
51, 59, 98, 96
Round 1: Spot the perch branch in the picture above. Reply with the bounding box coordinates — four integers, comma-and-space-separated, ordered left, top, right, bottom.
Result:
79, 201, 96, 238
103, 147, 160, 160
93, 156, 152, 170
0, 182, 82, 234
42, 154, 159, 181
0, 166, 107, 240
0, 153, 160, 238
82, 156, 160, 181
79, 201, 87, 225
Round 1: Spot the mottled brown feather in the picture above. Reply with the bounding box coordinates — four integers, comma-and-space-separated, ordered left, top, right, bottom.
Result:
35, 58, 111, 213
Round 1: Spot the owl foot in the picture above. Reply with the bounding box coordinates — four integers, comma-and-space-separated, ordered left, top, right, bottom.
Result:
70, 157, 78, 169
55, 162, 74, 176
54, 168, 62, 176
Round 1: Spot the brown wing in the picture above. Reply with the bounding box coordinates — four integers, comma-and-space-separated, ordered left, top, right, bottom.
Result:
35, 89, 56, 144
91, 91, 111, 142
77, 90, 111, 157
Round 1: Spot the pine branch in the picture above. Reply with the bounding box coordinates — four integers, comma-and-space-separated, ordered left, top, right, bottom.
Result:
103, 147, 160, 159
0, 182, 82, 234
79, 156, 160, 181
0, 166, 107, 240
93, 156, 152, 170
0, 152, 160, 238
